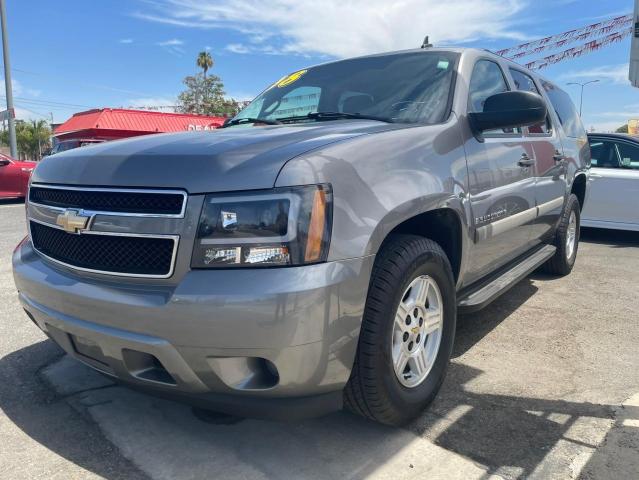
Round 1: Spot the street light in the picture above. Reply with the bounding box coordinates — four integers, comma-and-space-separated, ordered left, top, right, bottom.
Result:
567, 79, 600, 117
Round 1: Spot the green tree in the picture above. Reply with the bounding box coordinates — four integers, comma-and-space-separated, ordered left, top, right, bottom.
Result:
196, 51, 213, 79
0, 119, 51, 160
177, 52, 241, 117
616, 124, 629, 133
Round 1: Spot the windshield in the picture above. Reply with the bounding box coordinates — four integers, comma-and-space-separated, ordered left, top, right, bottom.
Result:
233, 51, 458, 125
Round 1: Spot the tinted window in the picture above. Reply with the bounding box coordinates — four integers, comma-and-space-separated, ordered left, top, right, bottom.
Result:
468, 60, 516, 134
468, 60, 509, 113
615, 141, 639, 170
543, 81, 585, 138
588, 139, 618, 168
234, 51, 458, 125
509, 69, 551, 134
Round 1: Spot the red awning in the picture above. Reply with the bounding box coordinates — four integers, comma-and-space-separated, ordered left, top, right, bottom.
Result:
54, 109, 226, 140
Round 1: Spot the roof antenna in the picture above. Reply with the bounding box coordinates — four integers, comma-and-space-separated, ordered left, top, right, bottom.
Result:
421, 36, 433, 49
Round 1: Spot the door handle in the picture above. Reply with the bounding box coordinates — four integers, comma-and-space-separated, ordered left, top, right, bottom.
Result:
518, 153, 535, 167
553, 151, 567, 162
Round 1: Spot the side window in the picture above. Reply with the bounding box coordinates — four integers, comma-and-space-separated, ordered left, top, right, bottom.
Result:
509, 69, 551, 135
468, 60, 516, 134
543, 81, 586, 139
614, 141, 639, 170
588, 139, 619, 168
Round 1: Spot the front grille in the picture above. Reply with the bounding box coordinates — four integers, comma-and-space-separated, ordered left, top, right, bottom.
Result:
29, 186, 185, 215
30, 221, 176, 277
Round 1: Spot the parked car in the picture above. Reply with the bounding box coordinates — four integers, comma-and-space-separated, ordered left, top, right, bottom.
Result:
0, 154, 35, 199
582, 133, 639, 231
13, 48, 589, 426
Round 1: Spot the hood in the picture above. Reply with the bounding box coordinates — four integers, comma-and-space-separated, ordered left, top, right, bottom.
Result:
32, 121, 401, 193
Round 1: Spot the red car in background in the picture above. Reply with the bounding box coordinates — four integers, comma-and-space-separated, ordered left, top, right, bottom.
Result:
0, 154, 35, 199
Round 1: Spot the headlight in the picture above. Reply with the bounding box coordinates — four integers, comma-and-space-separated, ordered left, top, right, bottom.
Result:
192, 184, 332, 268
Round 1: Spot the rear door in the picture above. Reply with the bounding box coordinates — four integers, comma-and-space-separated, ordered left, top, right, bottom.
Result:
465, 59, 537, 281
584, 136, 639, 228
508, 69, 567, 240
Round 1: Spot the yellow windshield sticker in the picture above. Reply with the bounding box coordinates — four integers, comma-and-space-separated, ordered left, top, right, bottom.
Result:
276, 69, 307, 88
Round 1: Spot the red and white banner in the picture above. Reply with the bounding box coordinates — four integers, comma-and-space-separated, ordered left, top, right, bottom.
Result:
495, 14, 632, 58
523, 28, 632, 71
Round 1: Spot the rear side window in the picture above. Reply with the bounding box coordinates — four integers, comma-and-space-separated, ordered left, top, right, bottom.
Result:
614, 141, 639, 170
542, 82, 585, 138
509, 68, 551, 134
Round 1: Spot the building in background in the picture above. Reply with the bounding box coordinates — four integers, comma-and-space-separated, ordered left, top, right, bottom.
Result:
52, 108, 226, 152
628, 119, 639, 135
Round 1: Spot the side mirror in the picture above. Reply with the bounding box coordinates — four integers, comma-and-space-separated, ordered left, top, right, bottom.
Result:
469, 90, 547, 133
0, 159, 10, 167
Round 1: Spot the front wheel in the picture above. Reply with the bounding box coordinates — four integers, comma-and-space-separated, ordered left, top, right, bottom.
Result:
543, 193, 580, 276
344, 235, 456, 426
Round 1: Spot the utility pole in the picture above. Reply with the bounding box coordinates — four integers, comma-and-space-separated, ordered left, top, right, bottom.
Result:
567, 80, 599, 117
0, 0, 16, 157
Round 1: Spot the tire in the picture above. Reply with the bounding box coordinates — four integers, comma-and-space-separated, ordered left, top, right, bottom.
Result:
344, 234, 456, 426
543, 193, 580, 276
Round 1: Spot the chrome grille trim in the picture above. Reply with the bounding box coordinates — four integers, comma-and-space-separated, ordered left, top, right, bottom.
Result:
28, 218, 180, 279
29, 183, 188, 218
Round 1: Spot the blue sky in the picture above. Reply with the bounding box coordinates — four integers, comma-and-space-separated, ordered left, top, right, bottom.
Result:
3, 0, 636, 131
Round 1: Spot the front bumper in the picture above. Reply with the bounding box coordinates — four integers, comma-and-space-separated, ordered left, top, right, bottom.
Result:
13, 240, 374, 419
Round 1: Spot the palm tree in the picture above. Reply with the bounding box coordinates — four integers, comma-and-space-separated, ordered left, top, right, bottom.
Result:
196, 51, 213, 79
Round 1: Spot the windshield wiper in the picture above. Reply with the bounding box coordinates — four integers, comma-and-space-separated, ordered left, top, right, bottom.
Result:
277, 111, 394, 124
220, 117, 282, 128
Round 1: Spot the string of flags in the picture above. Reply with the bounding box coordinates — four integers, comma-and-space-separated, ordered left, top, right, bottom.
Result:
494, 14, 633, 70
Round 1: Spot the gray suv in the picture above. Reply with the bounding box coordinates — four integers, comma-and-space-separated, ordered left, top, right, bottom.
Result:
13, 48, 589, 426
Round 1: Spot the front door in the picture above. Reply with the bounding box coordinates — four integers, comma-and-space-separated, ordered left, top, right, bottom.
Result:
465, 59, 537, 282
584, 136, 639, 228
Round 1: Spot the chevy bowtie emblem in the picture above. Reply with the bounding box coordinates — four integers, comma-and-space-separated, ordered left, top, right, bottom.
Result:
56, 210, 91, 234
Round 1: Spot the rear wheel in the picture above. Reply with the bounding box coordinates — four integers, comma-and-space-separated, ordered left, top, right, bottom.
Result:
543, 193, 580, 275
344, 235, 456, 426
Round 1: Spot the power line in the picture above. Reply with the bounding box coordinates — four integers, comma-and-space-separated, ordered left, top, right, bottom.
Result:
0, 95, 96, 109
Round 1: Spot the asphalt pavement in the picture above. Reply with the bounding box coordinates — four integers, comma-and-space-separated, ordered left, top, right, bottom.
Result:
1, 199, 638, 479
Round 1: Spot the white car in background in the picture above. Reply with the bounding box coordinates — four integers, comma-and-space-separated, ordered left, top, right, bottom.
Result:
582, 133, 639, 231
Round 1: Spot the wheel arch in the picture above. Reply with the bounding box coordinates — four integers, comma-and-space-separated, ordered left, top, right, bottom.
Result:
377, 206, 465, 283
571, 173, 587, 211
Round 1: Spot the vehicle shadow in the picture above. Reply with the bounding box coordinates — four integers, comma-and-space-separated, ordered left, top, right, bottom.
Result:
1, 339, 633, 479
0, 198, 25, 206
416, 362, 629, 479
579, 227, 639, 247
454, 278, 538, 359
0, 340, 148, 479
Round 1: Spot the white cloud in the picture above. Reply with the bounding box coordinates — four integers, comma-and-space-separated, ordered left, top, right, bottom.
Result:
559, 64, 630, 85
157, 38, 184, 47
119, 38, 134, 44
126, 97, 178, 112
225, 43, 250, 54
0, 78, 41, 98
156, 38, 185, 56
135, 0, 529, 58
